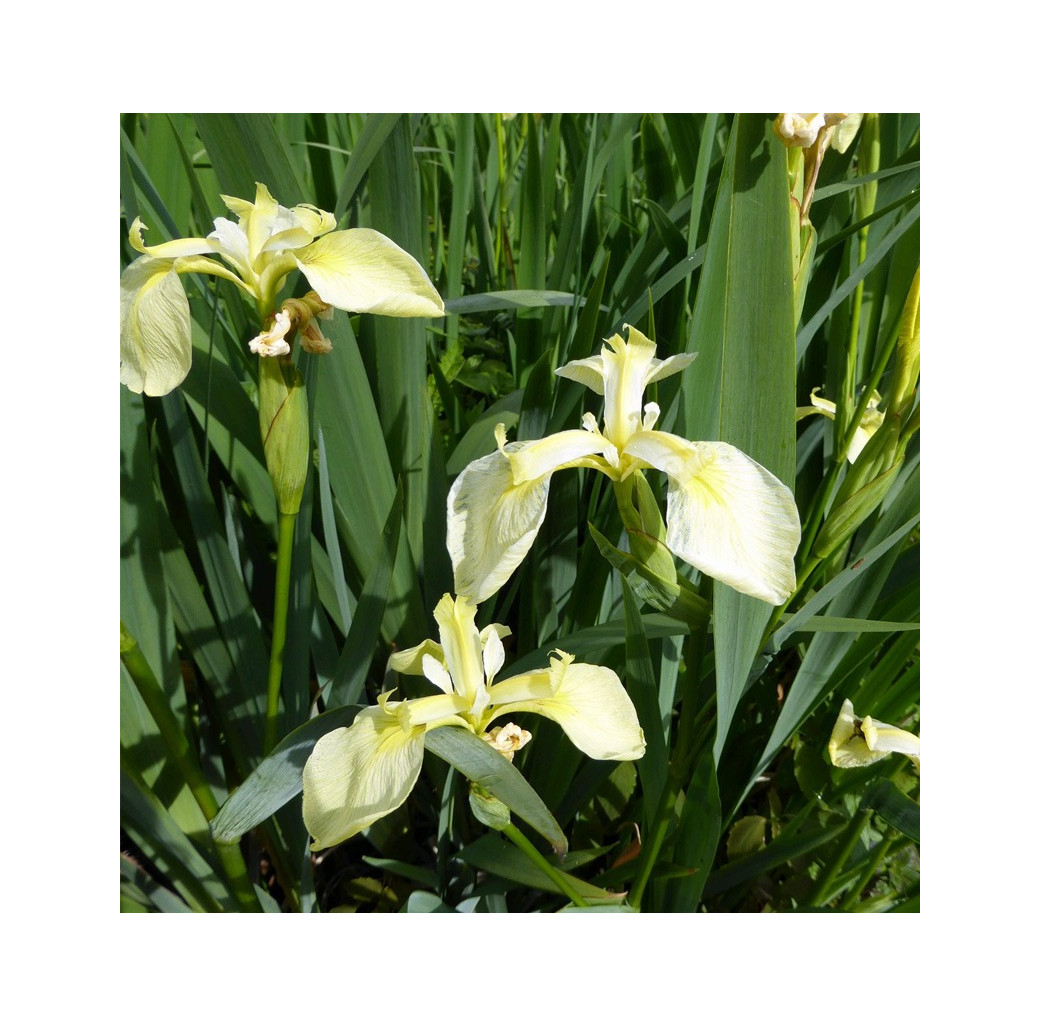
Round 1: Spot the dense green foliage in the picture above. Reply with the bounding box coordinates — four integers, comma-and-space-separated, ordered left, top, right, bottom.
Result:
120, 113, 920, 912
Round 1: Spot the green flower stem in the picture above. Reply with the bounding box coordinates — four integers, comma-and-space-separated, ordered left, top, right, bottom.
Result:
673, 624, 710, 761
501, 822, 588, 908
838, 228, 870, 443
806, 806, 872, 908
629, 586, 714, 911
838, 828, 897, 911
120, 624, 261, 913
264, 511, 298, 754
495, 114, 508, 280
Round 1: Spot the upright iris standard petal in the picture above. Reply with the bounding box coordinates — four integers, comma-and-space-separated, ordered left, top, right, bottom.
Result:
557, 326, 696, 448
624, 431, 799, 605
295, 228, 445, 317
486, 653, 646, 761
434, 594, 488, 715
302, 704, 426, 850
119, 256, 193, 397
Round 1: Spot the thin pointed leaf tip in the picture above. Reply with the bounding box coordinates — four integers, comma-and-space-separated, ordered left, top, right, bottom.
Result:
448, 325, 800, 605
120, 183, 444, 396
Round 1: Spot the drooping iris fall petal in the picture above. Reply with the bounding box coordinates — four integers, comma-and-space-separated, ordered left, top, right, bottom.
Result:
302, 703, 425, 850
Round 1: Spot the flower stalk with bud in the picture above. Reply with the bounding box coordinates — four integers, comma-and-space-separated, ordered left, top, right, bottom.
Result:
121, 182, 445, 754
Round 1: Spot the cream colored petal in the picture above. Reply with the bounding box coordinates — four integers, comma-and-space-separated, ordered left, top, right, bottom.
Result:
480, 623, 512, 645
645, 351, 697, 385
508, 429, 611, 485
488, 653, 646, 761
207, 217, 253, 279
847, 396, 885, 463
295, 228, 445, 317
830, 734, 887, 768
447, 447, 552, 604
421, 653, 454, 695
120, 256, 192, 397
220, 193, 253, 220
829, 700, 888, 768
809, 391, 837, 418
600, 326, 659, 446
288, 202, 337, 239
171, 254, 251, 294
485, 669, 553, 707
395, 691, 470, 729
862, 716, 920, 763
244, 182, 285, 265
805, 390, 882, 464
258, 226, 317, 257
847, 426, 873, 464
482, 628, 506, 684
128, 217, 219, 259
301, 707, 425, 850
625, 431, 800, 606
388, 639, 445, 675
434, 594, 487, 712
774, 113, 826, 147
555, 355, 606, 394
831, 114, 863, 154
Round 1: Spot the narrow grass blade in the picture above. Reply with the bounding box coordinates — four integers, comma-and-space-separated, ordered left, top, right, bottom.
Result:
193, 114, 303, 203
456, 835, 615, 899
211, 705, 363, 844
749, 464, 920, 793
798, 202, 920, 358
668, 749, 721, 911
621, 580, 668, 820
121, 763, 229, 913
682, 114, 797, 764
314, 312, 424, 639
324, 485, 404, 708
861, 779, 920, 843
366, 115, 437, 579
333, 113, 402, 220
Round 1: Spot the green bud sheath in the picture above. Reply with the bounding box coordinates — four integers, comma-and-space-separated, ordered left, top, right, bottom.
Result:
814, 419, 902, 559
615, 472, 678, 587
258, 356, 310, 516
469, 784, 512, 831
889, 268, 921, 417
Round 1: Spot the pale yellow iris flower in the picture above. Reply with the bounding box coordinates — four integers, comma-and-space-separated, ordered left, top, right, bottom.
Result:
774, 113, 863, 154
302, 593, 645, 850
797, 388, 884, 463
120, 182, 444, 396
828, 699, 920, 769
447, 325, 801, 606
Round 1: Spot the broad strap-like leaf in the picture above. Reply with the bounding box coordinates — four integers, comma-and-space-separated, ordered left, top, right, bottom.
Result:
423, 727, 567, 855
211, 706, 363, 843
